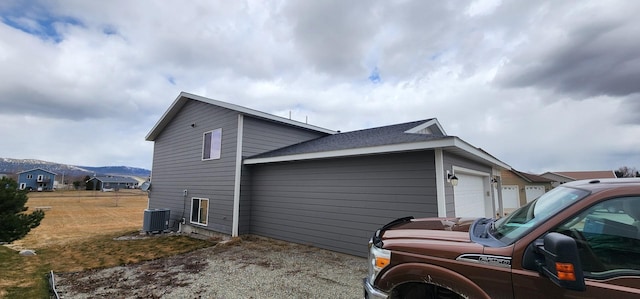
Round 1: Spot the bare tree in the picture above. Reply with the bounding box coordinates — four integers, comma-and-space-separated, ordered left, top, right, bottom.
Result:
615, 166, 639, 178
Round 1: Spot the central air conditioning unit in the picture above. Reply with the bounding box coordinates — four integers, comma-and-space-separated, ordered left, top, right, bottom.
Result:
143, 209, 170, 233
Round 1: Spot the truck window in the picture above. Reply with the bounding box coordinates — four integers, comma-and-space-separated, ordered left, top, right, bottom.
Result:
491, 186, 589, 244
552, 197, 640, 278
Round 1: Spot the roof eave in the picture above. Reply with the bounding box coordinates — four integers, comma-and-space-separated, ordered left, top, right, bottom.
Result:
244, 136, 511, 170
146, 92, 336, 141
17, 168, 57, 175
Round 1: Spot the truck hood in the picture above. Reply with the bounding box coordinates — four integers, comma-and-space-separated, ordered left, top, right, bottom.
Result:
380, 217, 484, 257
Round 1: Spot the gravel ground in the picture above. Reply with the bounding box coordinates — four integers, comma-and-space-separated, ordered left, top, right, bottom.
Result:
54, 235, 367, 299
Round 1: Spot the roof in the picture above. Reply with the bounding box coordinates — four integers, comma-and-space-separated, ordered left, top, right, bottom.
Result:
249, 119, 442, 158
17, 168, 57, 175
510, 169, 554, 183
146, 92, 335, 141
245, 119, 511, 170
545, 171, 617, 180
87, 176, 139, 184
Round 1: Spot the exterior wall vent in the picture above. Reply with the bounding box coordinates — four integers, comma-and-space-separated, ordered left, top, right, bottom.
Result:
143, 209, 170, 233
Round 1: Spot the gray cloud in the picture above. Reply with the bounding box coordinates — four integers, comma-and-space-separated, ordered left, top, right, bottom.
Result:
494, 2, 640, 98
0, 0, 638, 172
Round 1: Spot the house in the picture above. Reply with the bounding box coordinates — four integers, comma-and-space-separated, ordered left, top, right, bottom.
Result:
17, 168, 56, 191
145, 92, 511, 256
86, 176, 140, 191
540, 170, 617, 187
499, 169, 554, 215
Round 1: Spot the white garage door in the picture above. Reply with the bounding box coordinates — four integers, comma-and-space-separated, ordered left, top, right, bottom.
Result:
525, 186, 546, 202
502, 185, 520, 209
454, 173, 487, 218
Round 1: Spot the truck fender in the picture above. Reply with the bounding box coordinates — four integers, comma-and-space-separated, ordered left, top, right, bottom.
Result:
377, 262, 491, 299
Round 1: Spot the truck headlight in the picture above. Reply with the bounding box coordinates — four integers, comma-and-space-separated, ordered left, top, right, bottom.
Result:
368, 240, 391, 283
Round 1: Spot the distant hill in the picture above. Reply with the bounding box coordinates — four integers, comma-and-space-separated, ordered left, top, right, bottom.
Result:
0, 158, 150, 179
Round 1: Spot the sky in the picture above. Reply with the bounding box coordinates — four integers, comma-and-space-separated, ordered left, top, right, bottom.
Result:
0, 0, 638, 173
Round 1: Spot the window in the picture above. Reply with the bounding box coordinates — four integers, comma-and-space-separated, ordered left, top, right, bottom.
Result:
492, 186, 589, 244
552, 197, 640, 278
19, 183, 26, 190
202, 128, 222, 160
27, 174, 33, 179
191, 198, 209, 225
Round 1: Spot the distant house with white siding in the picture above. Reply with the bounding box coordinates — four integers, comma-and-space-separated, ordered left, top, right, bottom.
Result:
145, 92, 511, 256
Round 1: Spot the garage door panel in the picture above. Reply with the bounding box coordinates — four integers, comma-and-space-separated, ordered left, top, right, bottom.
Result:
501, 185, 520, 209
525, 185, 546, 202
454, 173, 487, 218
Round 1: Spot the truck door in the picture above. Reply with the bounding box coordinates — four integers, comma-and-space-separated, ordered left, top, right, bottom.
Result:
514, 196, 640, 298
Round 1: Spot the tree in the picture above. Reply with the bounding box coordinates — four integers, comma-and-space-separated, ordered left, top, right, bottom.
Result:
0, 177, 45, 243
615, 166, 639, 178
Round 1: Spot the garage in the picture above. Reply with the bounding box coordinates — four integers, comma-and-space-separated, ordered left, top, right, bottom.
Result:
248, 151, 439, 257
453, 172, 490, 218
525, 185, 546, 202
501, 185, 520, 209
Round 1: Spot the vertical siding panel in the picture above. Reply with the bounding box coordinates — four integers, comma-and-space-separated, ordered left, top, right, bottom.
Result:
238, 116, 328, 234
249, 151, 437, 257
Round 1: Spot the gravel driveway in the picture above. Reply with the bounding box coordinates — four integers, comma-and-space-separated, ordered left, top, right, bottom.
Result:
54, 235, 367, 299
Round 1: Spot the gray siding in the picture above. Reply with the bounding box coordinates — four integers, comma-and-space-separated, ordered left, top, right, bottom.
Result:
442, 152, 492, 217
238, 116, 328, 234
248, 151, 437, 257
241, 116, 326, 157
149, 101, 240, 234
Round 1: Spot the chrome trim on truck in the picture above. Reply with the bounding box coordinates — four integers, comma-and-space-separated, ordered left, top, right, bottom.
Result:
456, 254, 512, 269
363, 278, 388, 299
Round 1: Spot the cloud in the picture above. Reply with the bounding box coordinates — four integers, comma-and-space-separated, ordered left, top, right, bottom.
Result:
0, 0, 638, 173
494, 1, 640, 98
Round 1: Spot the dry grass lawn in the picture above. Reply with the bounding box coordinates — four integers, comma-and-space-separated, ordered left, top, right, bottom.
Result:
0, 190, 213, 299
7, 190, 148, 250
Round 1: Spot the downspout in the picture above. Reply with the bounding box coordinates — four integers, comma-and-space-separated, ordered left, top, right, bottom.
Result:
232, 114, 244, 237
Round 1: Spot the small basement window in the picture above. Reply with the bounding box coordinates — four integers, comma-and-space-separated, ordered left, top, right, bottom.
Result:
202, 128, 222, 160
191, 197, 209, 225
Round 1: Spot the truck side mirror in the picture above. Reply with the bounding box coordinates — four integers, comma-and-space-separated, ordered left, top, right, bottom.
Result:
538, 232, 586, 291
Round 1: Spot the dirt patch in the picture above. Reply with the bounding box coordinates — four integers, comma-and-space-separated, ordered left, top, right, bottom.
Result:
54, 235, 367, 299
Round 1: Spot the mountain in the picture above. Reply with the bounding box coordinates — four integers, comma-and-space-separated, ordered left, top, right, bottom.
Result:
0, 158, 150, 179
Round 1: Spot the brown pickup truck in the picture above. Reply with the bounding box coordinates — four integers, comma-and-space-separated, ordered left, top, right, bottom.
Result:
364, 178, 640, 298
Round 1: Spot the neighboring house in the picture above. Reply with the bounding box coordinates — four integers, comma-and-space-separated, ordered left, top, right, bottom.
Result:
86, 176, 139, 191
17, 168, 56, 191
540, 170, 617, 187
499, 169, 554, 215
145, 92, 511, 256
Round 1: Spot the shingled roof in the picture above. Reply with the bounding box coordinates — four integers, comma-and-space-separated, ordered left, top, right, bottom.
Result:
249, 119, 445, 159
510, 169, 554, 183
245, 119, 511, 170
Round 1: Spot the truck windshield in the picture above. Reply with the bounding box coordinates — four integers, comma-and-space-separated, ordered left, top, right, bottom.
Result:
490, 186, 590, 244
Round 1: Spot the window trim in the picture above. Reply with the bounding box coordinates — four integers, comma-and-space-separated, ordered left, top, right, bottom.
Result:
202, 128, 223, 161
190, 197, 209, 226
